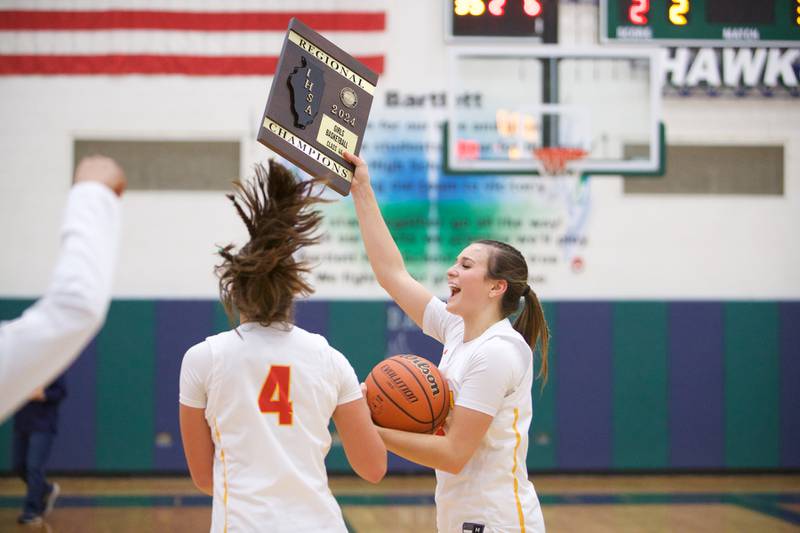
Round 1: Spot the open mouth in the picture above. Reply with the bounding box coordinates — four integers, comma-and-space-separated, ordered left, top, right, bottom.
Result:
449, 286, 461, 297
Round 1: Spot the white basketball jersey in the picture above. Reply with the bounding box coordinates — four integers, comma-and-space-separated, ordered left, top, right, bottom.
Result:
180, 322, 362, 533
423, 297, 546, 533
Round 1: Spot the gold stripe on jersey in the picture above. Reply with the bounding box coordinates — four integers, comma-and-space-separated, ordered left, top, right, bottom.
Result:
511, 408, 526, 533
214, 418, 230, 533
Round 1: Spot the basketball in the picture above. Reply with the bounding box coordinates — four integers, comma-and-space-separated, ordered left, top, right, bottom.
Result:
365, 354, 450, 434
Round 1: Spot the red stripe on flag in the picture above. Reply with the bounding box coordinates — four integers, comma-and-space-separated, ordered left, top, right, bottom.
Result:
0, 54, 384, 76
0, 10, 385, 31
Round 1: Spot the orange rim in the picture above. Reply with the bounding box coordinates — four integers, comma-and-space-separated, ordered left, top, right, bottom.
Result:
534, 147, 588, 175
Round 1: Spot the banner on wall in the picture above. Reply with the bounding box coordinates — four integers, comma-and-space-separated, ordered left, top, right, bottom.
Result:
289, 95, 593, 299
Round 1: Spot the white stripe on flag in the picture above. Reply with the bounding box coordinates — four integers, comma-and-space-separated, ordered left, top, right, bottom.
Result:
0, 30, 386, 57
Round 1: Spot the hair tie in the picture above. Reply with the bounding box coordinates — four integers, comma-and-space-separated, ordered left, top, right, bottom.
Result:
522, 284, 531, 297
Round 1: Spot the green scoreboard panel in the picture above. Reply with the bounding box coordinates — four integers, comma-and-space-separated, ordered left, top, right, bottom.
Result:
601, 0, 800, 46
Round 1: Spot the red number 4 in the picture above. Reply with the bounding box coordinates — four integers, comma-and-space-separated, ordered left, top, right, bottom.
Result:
258, 365, 293, 425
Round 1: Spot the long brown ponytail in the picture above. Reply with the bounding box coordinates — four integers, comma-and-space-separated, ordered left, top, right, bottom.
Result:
215, 160, 327, 327
476, 240, 550, 386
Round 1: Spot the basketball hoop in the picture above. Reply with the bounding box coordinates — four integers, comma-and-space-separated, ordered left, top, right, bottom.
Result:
534, 147, 588, 176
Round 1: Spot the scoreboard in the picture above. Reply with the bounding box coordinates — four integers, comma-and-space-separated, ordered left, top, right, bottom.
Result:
446, 0, 558, 42
601, 0, 800, 46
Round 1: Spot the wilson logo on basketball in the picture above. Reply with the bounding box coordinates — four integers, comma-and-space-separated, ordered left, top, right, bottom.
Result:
403, 355, 441, 396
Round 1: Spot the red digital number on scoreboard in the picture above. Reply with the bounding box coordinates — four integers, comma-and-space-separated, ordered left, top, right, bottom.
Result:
523, 0, 543, 17
628, 0, 649, 25
488, 0, 505, 16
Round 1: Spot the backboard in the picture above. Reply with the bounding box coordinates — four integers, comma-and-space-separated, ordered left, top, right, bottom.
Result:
444, 45, 664, 176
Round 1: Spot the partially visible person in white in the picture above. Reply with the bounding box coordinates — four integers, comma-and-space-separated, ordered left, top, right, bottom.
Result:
0, 156, 125, 421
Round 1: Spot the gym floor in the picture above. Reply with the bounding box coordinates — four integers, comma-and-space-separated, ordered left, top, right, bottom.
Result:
0, 474, 798, 532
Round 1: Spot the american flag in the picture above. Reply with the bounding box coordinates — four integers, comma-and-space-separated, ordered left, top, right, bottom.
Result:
0, 0, 386, 75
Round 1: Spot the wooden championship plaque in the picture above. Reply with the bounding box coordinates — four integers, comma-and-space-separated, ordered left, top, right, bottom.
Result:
257, 18, 379, 196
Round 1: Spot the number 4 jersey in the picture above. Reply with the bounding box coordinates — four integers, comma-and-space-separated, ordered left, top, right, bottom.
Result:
179, 322, 362, 532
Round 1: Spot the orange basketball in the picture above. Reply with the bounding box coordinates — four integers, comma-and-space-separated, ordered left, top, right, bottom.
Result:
366, 354, 450, 434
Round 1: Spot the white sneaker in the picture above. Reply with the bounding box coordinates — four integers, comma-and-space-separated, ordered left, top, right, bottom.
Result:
17, 513, 43, 525
43, 482, 60, 516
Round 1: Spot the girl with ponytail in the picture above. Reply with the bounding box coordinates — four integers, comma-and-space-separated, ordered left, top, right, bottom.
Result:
178, 161, 386, 532
344, 151, 549, 533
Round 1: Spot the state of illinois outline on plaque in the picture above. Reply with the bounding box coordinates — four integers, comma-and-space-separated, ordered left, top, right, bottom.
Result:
258, 18, 379, 196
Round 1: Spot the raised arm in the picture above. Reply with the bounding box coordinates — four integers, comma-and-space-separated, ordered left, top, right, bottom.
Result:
0, 156, 125, 421
343, 151, 433, 328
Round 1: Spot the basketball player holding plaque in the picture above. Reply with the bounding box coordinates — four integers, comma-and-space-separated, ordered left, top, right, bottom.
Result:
258, 18, 378, 196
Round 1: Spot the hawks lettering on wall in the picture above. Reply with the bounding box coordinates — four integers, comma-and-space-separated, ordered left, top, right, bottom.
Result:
662, 47, 800, 97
